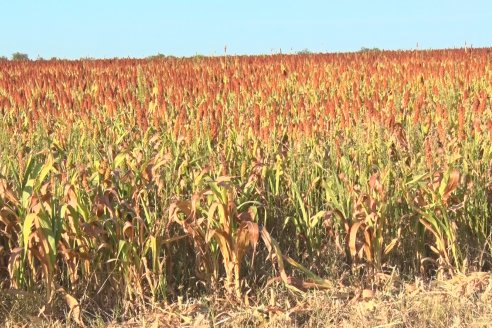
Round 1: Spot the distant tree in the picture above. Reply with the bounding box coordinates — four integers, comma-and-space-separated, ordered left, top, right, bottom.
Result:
11, 52, 29, 61
297, 48, 312, 55
190, 54, 205, 62
0, 56, 8, 61
147, 53, 167, 60
359, 47, 381, 53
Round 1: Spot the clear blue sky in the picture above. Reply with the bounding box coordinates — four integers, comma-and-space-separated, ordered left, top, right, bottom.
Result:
1, 0, 490, 59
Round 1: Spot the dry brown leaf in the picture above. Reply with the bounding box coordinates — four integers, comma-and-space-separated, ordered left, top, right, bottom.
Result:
443, 169, 460, 203
362, 289, 375, 300
123, 221, 134, 239
384, 237, 399, 255
58, 288, 85, 327
349, 221, 363, 258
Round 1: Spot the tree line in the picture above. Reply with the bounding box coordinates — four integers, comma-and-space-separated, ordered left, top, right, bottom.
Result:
1, 52, 30, 61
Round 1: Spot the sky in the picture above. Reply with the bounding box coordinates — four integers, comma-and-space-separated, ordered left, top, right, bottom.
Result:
0, 0, 491, 59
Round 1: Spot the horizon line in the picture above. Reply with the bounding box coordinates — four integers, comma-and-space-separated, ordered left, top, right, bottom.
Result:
1, 44, 489, 61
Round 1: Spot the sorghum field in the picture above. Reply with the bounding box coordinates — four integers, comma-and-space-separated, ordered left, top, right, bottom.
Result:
1, 49, 492, 326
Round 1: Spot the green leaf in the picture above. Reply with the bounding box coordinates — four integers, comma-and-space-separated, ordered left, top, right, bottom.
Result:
310, 210, 327, 228
114, 152, 127, 168
23, 213, 37, 257
38, 212, 57, 270
406, 173, 428, 186
36, 155, 54, 189
21, 178, 34, 209
117, 240, 129, 262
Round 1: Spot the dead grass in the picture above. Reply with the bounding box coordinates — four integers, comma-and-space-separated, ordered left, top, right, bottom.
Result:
2, 272, 492, 327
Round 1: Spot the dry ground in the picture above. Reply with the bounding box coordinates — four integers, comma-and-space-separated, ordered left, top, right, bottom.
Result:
2, 272, 492, 327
